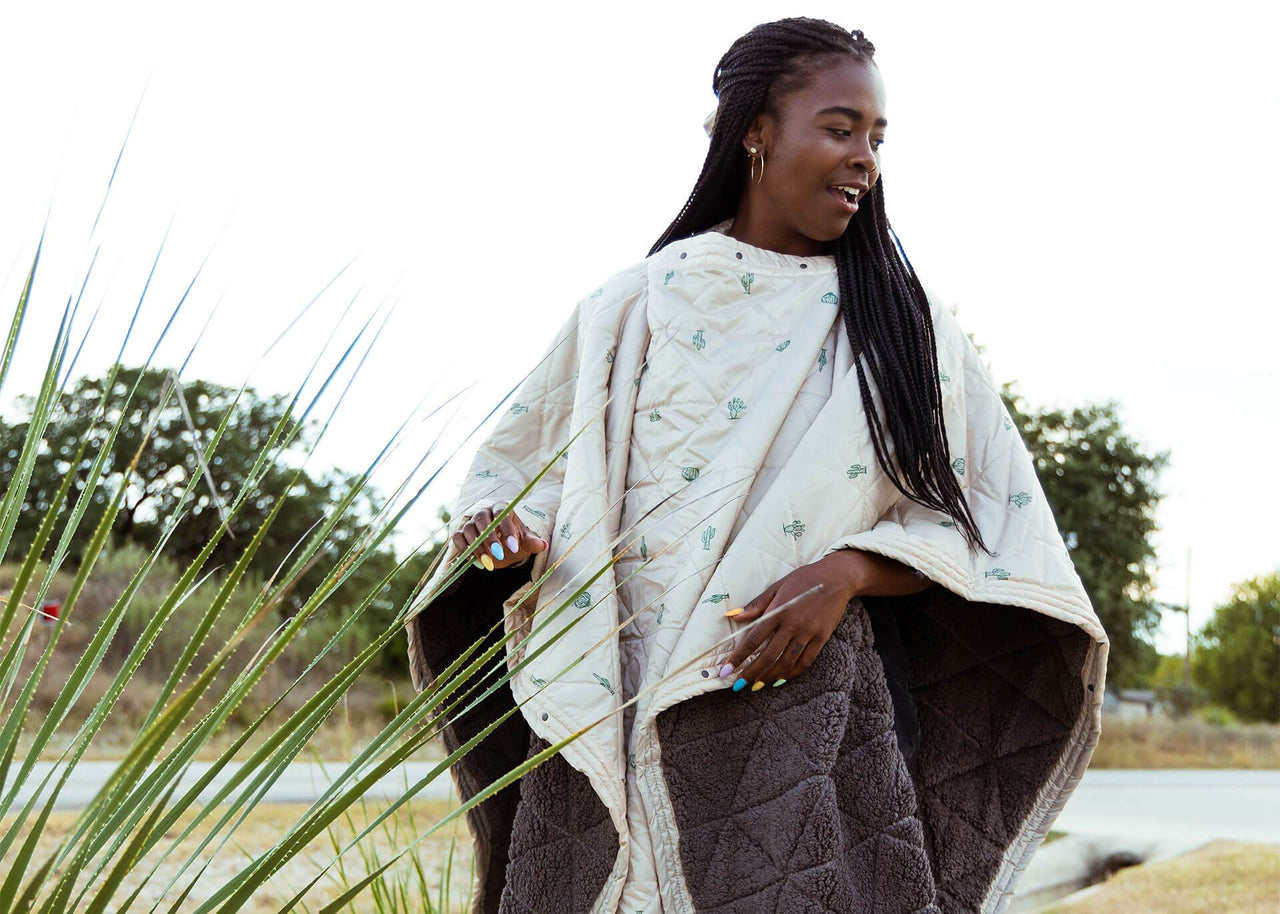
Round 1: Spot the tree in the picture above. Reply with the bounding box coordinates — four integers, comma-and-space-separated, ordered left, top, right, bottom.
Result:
0, 365, 394, 621
1000, 390, 1169, 688
1192, 572, 1280, 723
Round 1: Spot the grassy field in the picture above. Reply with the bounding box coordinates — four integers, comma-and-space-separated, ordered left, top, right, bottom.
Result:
1091, 714, 1280, 769
3, 799, 475, 912
1044, 841, 1280, 914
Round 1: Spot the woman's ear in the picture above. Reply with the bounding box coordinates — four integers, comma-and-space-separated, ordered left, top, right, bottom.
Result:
743, 114, 767, 153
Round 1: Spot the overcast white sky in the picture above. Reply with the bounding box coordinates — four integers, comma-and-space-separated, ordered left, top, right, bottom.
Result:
1, 2, 1275, 654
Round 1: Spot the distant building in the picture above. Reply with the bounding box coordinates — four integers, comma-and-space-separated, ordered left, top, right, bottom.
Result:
1102, 688, 1159, 719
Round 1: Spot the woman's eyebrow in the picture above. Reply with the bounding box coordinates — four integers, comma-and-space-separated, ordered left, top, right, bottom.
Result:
815, 105, 888, 128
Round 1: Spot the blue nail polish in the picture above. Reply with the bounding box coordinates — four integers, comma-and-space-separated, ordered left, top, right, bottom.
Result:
732, 678, 746, 692
490, 542, 504, 561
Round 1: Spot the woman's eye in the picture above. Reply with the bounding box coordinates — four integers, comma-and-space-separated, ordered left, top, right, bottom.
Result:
872, 139, 885, 150
827, 128, 852, 137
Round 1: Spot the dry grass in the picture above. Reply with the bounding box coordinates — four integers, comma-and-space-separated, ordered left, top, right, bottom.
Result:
1045, 841, 1280, 914
1091, 715, 1280, 769
3, 798, 474, 912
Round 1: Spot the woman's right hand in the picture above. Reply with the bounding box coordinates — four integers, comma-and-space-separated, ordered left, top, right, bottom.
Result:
453, 504, 550, 571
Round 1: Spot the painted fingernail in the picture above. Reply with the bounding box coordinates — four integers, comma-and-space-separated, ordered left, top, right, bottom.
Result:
473, 559, 486, 570
732, 678, 747, 692
751, 681, 765, 692
506, 535, 519, 553
718, 662, 735, 678
723, 607, 743, 617
480, 553, 495, 571
490, 542, 505, 561
772, 679, 787, 687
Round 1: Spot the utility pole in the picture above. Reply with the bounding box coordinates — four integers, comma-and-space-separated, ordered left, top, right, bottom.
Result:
1183, 546, 1192, 686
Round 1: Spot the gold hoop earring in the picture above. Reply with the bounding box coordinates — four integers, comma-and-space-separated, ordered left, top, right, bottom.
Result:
749, 146, 765, 185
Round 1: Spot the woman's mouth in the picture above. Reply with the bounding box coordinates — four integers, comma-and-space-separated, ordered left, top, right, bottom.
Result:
827, 185, 860, 214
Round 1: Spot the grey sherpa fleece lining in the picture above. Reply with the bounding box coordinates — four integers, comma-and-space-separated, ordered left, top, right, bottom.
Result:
409, 577, 1088, 914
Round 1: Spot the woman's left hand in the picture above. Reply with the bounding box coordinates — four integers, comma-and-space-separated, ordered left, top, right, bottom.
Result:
719, 550, 864, 691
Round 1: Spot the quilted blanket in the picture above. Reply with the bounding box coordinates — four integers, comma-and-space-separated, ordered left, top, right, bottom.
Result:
405, 224, 1108, 913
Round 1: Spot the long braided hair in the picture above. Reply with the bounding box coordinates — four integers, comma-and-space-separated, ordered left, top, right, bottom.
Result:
650, 17, 994, 557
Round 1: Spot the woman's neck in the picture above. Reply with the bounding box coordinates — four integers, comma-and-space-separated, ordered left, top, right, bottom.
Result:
725, 199, 827, 257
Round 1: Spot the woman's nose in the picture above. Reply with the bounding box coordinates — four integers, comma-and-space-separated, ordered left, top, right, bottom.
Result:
846, 139, 876, 173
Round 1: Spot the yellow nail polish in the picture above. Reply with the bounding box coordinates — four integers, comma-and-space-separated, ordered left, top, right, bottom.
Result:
480, 553, 495, 571
750, 680, 765, 691
723, 607, 744, 617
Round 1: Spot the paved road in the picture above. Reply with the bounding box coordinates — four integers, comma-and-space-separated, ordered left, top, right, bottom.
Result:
5, 760, 457, 811
1050, 768, 1280, 843
10, 764, 1279, 847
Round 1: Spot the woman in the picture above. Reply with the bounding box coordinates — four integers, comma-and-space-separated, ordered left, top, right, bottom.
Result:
405, 18, 1108, 914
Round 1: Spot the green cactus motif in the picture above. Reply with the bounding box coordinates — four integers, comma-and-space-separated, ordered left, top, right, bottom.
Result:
640, 536, 649, 561
573, 592, 592, 609
937, 520, 957, 528
531, 676, 547, 688
663, 269, 675, 285
727, 397, 746, 419
559, 521, 572, 540
605, 346, 615, 364
1009, 491, 1032, 508
656, 603, 666, 624
782, 520, 806, 539
628, 752, 637, 770
589, 286, 604, 299
592, 672, 615, 694
1003, 416, 1013, 431
820, 291, 838, 305
984, 567, 1011, 581
701, 526, 715, 550
522, 506, 547, 519
951, 457, 966, 476
740, 273, 755, 295
681, 466, 700, 482
701, 593, 730, 604
818, 348, 828, 372
776, 340, 790, 352
509, 402, 529, 415
474, 469, 498, 478
692, 329, 706, 351
847, 463, 867, 479
649, 408, 662, 422
939, 371, 951, 383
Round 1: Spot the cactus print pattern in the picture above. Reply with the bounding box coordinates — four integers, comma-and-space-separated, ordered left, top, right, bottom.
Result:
740, 273, 755, 295
692, 330, 706, 351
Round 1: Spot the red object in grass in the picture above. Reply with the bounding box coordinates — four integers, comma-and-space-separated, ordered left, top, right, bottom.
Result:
39, 600, 60, 622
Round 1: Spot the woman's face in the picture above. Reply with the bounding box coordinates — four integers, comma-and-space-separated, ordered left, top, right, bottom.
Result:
740, 58, 887, 252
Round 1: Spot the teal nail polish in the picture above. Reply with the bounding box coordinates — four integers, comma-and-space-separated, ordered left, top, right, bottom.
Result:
473, 559, 485, 570
732, 678, 746, 692
490, 542, 504, 561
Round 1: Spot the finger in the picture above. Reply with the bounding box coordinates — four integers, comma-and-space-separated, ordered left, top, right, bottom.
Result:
771, 638, 810, 686
735, 628, 794, 691
519, 522, 550, 554
495, 508, 521, 561
721, 618, 776, 679
784, 638, 823, 684
476, 506, 509, 564
725, 583, 777, 622
464, 512, 499, 570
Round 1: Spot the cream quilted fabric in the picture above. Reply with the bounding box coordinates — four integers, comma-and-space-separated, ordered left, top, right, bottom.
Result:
405, 218, 1108, 914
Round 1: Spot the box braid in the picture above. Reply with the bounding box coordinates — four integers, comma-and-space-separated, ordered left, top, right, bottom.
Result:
649, 17, 994, 557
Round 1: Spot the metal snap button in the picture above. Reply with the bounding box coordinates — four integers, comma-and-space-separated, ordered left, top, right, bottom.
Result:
541, 712, 549, 720
679, 252, 687, 259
